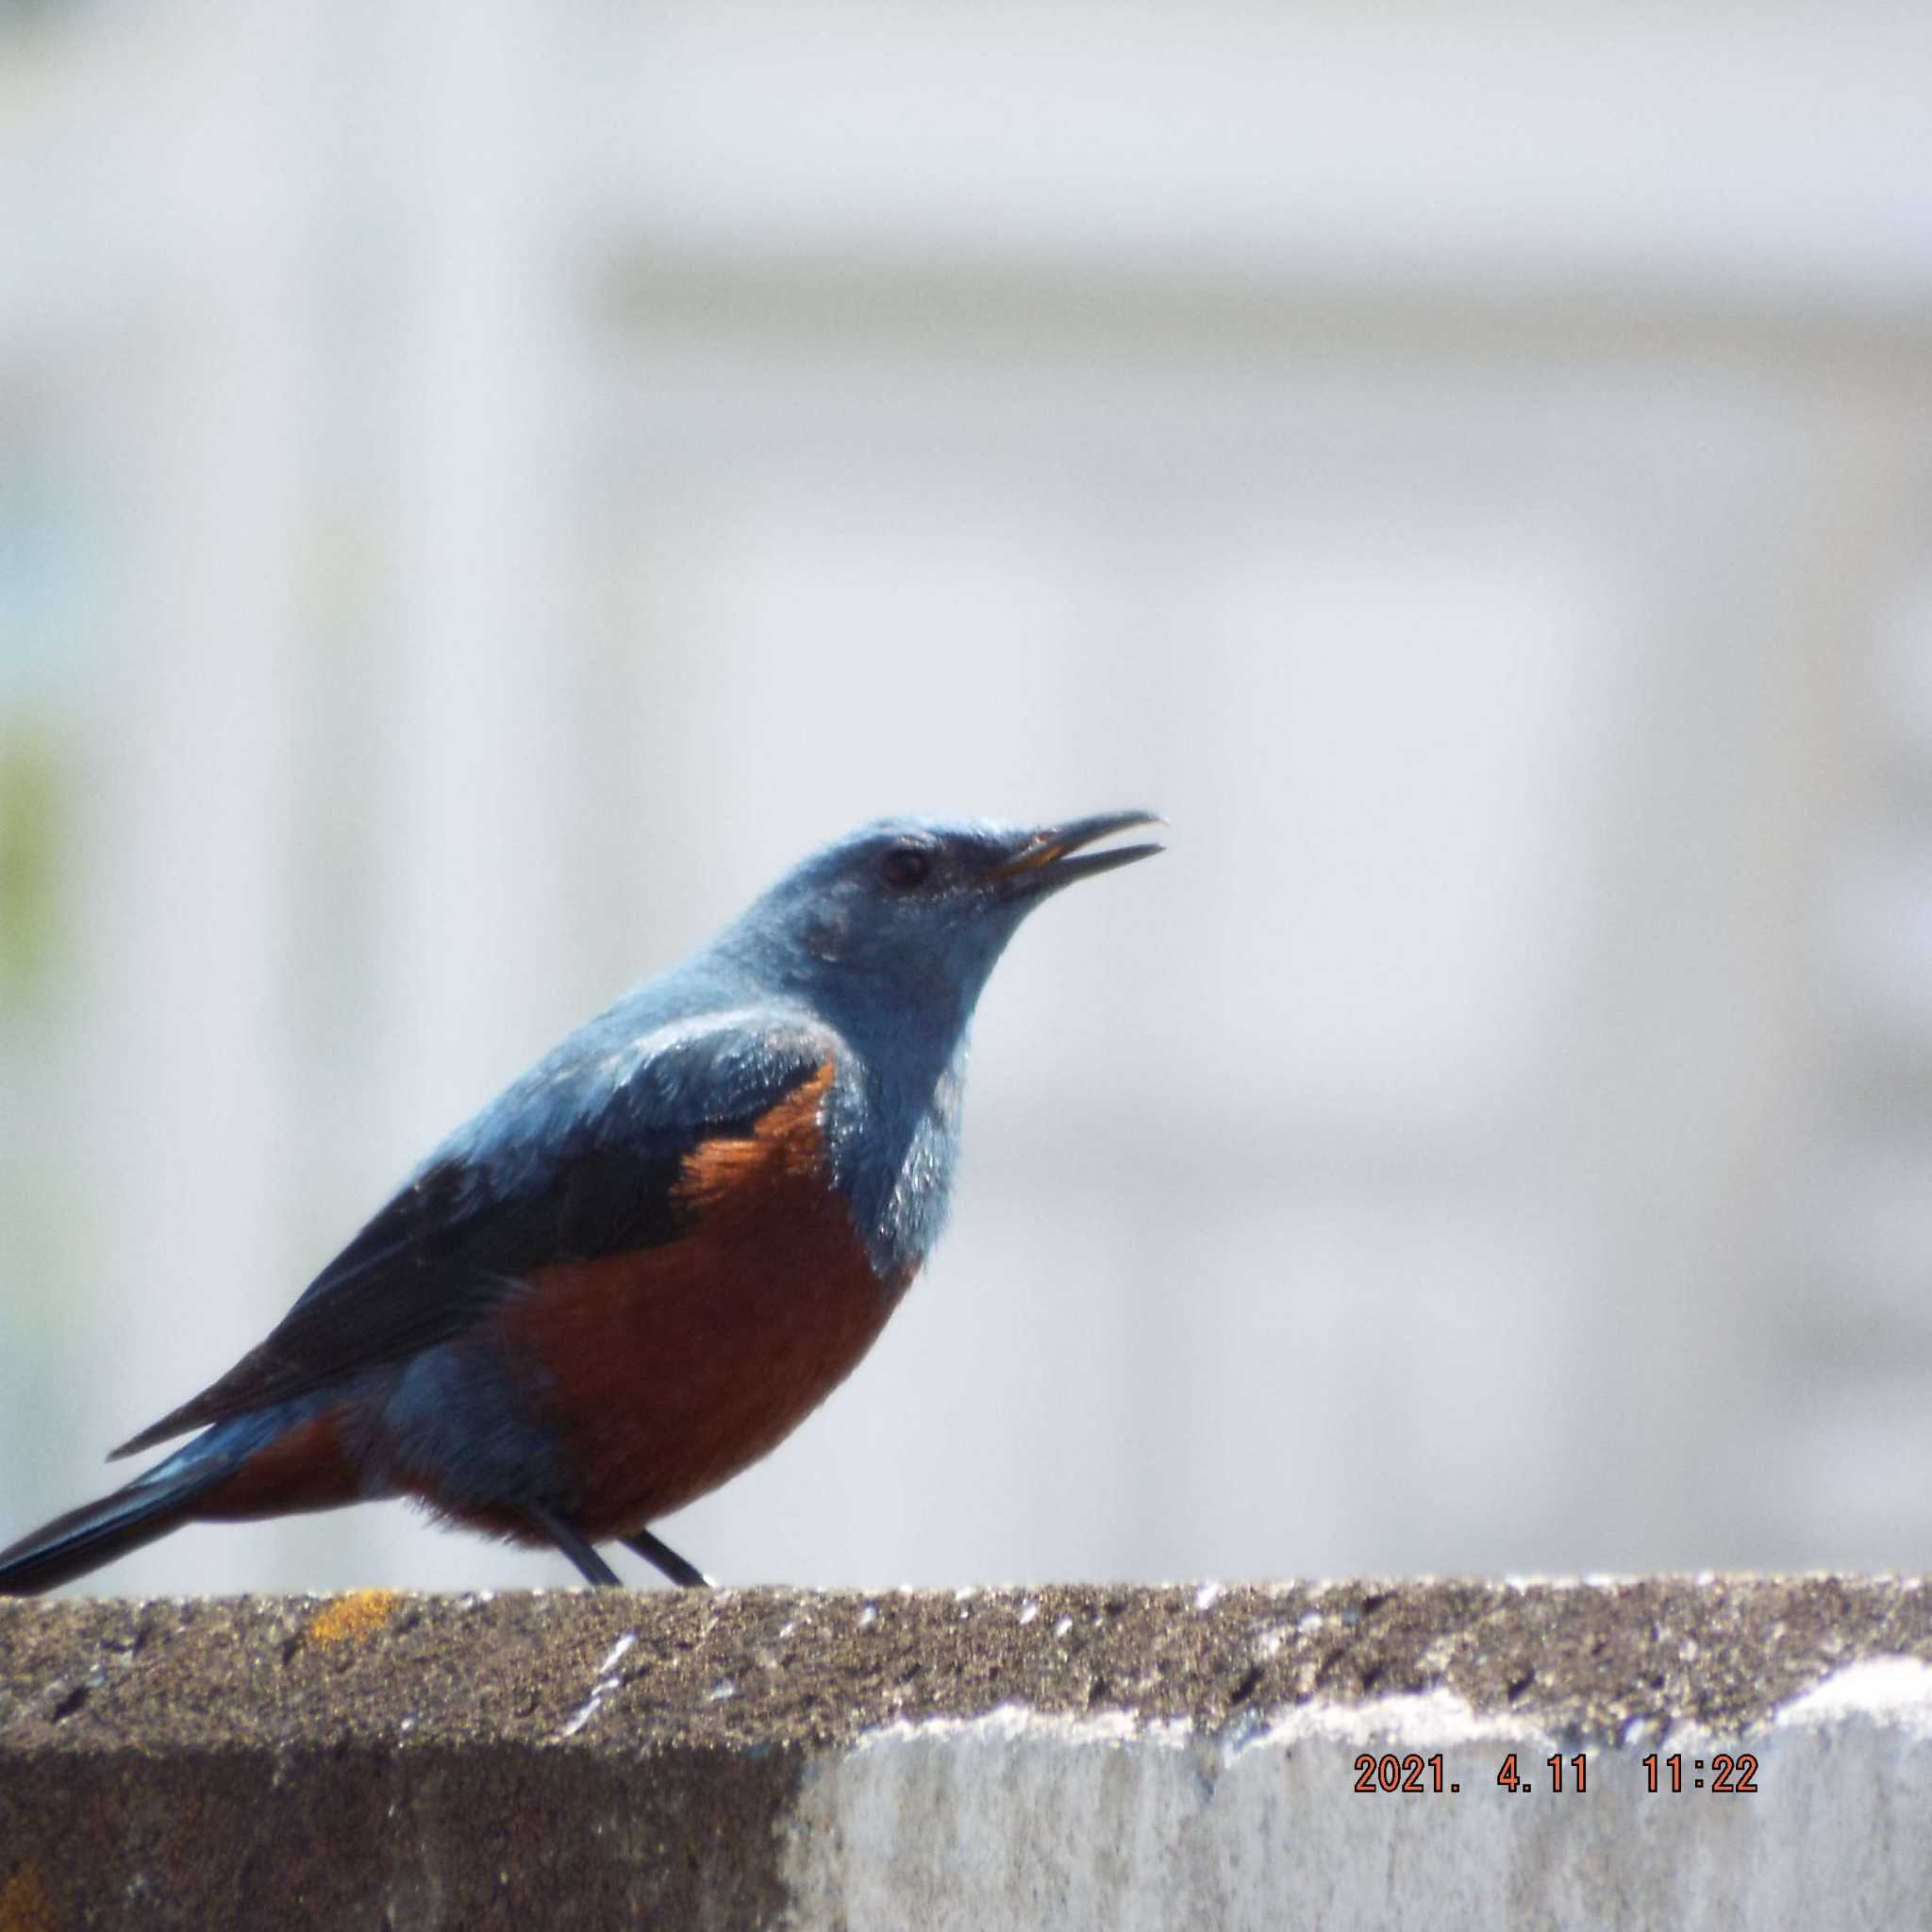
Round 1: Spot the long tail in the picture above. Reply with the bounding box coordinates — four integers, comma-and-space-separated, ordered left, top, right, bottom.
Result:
0, 1407, 344, 1596
0, 1461, 228, 1595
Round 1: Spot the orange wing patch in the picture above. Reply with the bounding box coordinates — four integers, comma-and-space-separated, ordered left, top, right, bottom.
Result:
488, 1059, 897, 1539
675, 1058, 841, 1212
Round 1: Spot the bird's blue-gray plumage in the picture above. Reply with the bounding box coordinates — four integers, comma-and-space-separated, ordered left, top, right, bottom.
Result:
2, 810, 1159, 1594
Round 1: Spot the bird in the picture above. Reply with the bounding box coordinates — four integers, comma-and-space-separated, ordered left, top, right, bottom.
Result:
0, 811, 1160, 1594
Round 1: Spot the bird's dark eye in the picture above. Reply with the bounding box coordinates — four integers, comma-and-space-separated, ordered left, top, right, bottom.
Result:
881, 845, 933, 890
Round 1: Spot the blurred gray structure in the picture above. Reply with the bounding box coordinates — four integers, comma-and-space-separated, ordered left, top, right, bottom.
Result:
1, 2, 1930, 1595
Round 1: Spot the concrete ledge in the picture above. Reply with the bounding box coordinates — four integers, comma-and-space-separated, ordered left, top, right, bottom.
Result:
3, 1577, 1929, 1928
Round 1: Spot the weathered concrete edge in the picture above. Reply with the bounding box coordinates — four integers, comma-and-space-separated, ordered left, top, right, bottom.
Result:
10, 1574, 1929, 1748
5, 1577, 1932, 1930
779, 1658, 1932, 1929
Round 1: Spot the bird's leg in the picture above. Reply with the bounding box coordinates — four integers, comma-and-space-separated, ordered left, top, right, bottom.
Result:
622, 1526, 713, 1589
523, 1502, 623, 1587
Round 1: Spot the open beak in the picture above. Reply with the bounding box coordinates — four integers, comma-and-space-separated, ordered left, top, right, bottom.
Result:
990, 809, 1165, 899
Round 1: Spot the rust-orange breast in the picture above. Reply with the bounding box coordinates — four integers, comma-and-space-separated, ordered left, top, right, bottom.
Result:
492, 1059, 896, 1538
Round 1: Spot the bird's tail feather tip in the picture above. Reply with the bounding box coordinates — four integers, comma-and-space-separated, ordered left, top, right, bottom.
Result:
0, 1482, 202, 1597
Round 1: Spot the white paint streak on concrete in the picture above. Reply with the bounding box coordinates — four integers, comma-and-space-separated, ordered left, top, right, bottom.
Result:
558, 1630, 637, 1740
593, 1632, 639, 1677
1775, 1655, 1932, 1731
781, 1664, 1932, 1929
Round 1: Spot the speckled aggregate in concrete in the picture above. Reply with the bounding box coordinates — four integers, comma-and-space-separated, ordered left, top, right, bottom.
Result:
1, 1577, 1927, 1929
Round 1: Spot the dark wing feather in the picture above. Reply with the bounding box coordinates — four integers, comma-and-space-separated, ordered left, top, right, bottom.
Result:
112, 1015, 837, 1457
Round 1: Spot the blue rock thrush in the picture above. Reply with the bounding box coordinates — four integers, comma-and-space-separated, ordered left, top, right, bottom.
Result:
0, 811, 1160, 1591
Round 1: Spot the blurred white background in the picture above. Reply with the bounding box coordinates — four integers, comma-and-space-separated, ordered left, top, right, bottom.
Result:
3, 0, 1931, 1594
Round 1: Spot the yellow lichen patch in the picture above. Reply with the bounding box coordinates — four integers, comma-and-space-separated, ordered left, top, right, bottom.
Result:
304, 1588, 404, 1650
0, 1862, 58, 1932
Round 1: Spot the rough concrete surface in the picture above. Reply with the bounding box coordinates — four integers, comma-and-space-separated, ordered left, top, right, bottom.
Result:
2, 1576, 1929, 1928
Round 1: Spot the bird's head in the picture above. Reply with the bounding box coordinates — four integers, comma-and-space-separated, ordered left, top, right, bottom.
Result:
721, 810, 1163, 1057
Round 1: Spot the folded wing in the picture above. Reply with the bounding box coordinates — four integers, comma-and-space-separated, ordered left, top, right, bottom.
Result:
112, 1012, 841, 1457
